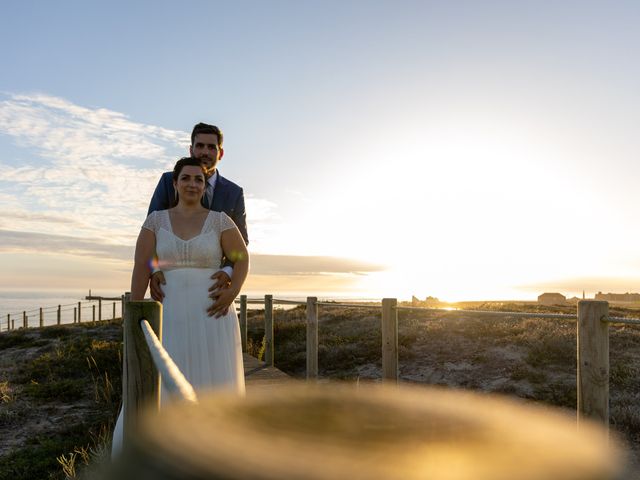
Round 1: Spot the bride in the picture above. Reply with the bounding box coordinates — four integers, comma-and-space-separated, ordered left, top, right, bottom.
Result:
112, 156, 249, 455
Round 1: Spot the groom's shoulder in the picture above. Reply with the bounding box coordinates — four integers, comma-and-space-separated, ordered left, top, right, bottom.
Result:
217, 173, 243, 193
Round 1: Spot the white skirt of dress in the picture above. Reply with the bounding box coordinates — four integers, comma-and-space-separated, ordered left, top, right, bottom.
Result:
160, 267, 245, 402
111, 267, 245, 457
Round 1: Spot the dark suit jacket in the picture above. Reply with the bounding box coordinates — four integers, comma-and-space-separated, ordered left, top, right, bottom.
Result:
147, 171, 248, 246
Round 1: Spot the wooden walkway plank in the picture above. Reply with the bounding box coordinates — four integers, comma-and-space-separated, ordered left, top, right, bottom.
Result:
243, 353, 296, 392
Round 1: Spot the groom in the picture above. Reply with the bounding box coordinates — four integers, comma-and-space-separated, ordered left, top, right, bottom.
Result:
147, 122, 248, 311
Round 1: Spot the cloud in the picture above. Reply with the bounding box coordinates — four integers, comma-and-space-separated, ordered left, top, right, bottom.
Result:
0, 229, 384, 276
0, 229, 133, 260
0, 93, 187, 166
0, 92, 280, 254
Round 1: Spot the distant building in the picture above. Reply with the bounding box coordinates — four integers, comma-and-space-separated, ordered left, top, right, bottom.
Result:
538, 292, 567, 306
594, 292, 640, 302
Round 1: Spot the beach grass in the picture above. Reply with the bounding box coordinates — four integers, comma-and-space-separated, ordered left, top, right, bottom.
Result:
1, 303, 639, 478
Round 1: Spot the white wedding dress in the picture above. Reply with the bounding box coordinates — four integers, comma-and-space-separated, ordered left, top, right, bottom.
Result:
111, 209, 245, 456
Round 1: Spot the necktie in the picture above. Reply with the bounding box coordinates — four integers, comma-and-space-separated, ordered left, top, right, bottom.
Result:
204, 183, 214, 209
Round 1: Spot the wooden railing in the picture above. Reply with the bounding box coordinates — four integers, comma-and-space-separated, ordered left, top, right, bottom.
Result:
234, 295, 639, 434
115, 295, 630, 478
2, 297, 124, 331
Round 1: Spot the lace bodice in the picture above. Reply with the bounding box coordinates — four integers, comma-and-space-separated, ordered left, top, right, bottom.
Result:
142, 210, 236, 270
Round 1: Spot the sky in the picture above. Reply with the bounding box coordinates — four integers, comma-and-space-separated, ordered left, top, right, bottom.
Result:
1, 1, 639, 301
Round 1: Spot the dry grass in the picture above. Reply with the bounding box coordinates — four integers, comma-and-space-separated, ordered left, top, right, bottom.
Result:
247, 302, 640, 471
2, 302, 639, 477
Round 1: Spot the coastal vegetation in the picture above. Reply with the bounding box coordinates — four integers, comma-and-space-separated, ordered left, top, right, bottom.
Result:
1, 302, 639, 478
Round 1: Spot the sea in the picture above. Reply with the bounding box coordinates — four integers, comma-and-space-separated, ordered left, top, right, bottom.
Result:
0, 288, 381, 332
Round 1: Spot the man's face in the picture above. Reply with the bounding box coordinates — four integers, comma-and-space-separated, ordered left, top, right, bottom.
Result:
190, 133, 224, 176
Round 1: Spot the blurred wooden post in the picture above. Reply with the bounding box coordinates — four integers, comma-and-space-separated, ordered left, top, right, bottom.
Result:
78, 302, 82, 323
306, 296, 319, 380
381, 298, 398, 383
6, 314, 9, 331
122, 299, 162, 449
73, 307, 77, 323
92, 304, 96, 322
239, 295, 248, 352
264, 294, 274, 366
23, 311, 26, 329
113, 302, 116, 320
11, 319, 14, 330
39, 308, 43, 327
57, 305, 61, 325
99, 299, 102, 321
577, 300, 609, 431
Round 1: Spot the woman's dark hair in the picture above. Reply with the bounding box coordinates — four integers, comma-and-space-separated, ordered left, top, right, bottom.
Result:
172, 156, 206, 182
171, 157, 206, 206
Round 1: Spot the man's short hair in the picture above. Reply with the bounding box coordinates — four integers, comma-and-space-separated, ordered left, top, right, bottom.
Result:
191, 123, 224, 147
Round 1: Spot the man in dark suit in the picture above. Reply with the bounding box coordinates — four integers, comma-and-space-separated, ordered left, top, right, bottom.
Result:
147, 123, 248, 310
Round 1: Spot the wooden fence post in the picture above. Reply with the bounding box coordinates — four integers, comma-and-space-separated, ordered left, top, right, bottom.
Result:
122, 298, 162, 449
57, 305, 61, 325
577, 300, 609, 431
122, 293, 131, 321
6, 314, 9, 331
11, 319, 14, 330
92, 305, 96, 323
306, 296, 318, 380
264, 295, 274, 366
78, 302, 82, 323
381, 298, 398, 383
74, 307, 77, 323
23, 311, 26, 329
39, 308, 43, 328
240, 295, 247, 352
99, 299, 102, 322
113, 302, 116, 320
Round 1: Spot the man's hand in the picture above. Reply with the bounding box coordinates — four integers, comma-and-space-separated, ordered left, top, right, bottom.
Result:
208, 286, 239, 318
207, 271, 232, 316
208, 271, 231, 293
150, 271, 166, 302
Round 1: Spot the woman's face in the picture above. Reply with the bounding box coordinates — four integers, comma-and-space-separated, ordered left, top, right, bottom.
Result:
174, 165, 206, 204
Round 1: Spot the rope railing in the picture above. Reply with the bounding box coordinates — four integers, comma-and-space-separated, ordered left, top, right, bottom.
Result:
139, 319, 198, 403
604, 316, 640, 325
395, 305, 577, 320
316, 302, 383, 309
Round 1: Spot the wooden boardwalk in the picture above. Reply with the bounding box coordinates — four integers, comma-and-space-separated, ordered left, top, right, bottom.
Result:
243, 353, 296, 392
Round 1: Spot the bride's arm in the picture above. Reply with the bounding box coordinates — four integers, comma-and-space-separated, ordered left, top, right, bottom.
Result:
131, 228, 156, 301
210, 227, 249, 317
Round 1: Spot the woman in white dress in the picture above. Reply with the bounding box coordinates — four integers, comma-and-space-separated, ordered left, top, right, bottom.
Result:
112, 157, 249, 455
